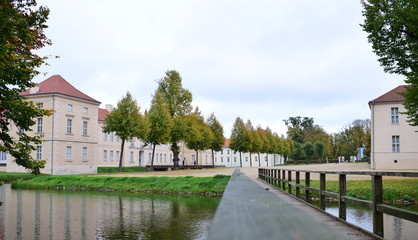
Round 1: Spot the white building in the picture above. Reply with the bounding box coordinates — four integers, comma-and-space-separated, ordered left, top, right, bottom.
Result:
214, 139, 284, 167
369, 85, 418, 170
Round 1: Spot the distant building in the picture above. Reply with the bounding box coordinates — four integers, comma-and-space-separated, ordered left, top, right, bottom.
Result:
369, 85, 418, 170
4, 75, 211, 174
214, 139, 283, 167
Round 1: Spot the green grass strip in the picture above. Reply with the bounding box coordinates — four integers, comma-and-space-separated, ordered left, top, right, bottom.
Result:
301, 179, 418, 202
11, 174, 230, 195
97, 166, 147, 173
0, 172, 38, 183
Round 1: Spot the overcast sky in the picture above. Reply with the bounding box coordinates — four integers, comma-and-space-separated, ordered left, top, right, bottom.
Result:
34, 0, 405, 137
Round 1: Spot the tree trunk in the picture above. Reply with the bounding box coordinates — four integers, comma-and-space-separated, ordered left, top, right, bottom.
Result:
211, 148, 215, 167
249, 153, 252, 167
171, 142, 180, 169
151, 144, 156, 171
119, 139, 125, 172
239, 152, 242, 167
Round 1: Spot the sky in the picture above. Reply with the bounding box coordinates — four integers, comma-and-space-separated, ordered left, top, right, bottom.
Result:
34, 0, 405, 138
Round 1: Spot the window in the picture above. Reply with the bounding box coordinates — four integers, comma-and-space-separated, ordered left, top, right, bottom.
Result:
116, 151, 120, 161
130, 141, 134, 148
37, 118, 43, 133
192, 155, 196, 164
164, 154, 166, 163
392, 136, 400, 152
245, 156, 248, 162
227, 150, 230, 154
83, 107, 88, 114
116, 136, 120, 142
103, 132, 107, 141
37, 102, 44, 109
36, 146, 42, 160
82, 147, 88, 161
103, 150, 107, 161
255, 156, 258, 161
227, 157, 230, 162
160, 153, 162, 162
221, 157, 223, 163
149, 153, 152, 163
391, 107, 399, 124
67, 104, 73, 111
130, 151, 134, 162
82, 121, 88, 136
66, 146, 72, 161
110, 132, 114, 142
221, 150, 223, 154
110, 151, 114, 161
0, 151, 6, 162
67, 119, 72, 134
170, 154, 172, 163
234, 157, 237, 162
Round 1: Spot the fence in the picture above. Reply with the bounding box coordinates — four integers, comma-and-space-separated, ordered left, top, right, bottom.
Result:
259, 168, 418, 238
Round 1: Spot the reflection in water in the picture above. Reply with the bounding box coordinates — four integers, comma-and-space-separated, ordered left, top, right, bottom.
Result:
0, 184, 220, 240
325, 202, 417, 240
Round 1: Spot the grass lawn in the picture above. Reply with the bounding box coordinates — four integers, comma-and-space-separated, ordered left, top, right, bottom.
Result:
11, 174, 231, 195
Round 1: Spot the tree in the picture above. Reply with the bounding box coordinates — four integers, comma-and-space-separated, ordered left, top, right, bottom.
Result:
103, 92, 145, 172
283, 116, 315, 144
206, 113, 225, 167
245, 120, 256, 167
302, 142, 315, 164
361, 0, 418, 126
256, 126, 267, 167
229, 117, 250, 167
144, 91, 172, 171
156, 70, 193, 169
185, 107, 213, 166
314, 142, 326, 163
0, 0, 52, 174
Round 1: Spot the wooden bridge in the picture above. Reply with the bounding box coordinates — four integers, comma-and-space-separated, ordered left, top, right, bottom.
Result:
207, 169, 396, 240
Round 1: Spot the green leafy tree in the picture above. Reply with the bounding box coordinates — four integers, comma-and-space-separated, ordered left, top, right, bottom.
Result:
206, 113, 225, 167
256, 126, 267, 167
302, 142, 315, 164
157, 70, 192, 169
245, 120, 256, 167
314, 142, 326, 163
185, 107, 213, 166
361, 0, 418, 126
103, 92, 145, 172
144, 91, 172, 171
0, 0, 52, 174
283, 116, 314, 144
229, 117, 250, 167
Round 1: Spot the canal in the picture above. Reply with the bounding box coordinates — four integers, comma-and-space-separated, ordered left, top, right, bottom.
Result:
0, 184, 220, 240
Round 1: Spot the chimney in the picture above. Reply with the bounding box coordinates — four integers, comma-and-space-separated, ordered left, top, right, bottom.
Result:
29, 86, 39, 94
105, 104, 113, 112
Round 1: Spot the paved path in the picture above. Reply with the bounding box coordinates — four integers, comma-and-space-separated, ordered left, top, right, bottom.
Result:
207, 169, 376, 240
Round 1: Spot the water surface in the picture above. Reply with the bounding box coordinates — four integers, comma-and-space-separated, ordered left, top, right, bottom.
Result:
0, 184, 220, 240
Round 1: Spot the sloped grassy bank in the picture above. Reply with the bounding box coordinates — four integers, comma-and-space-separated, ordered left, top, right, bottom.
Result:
11, 174, 230, 196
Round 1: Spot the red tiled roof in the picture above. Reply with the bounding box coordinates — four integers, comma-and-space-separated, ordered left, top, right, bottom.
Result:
20, 75, 100, 104
224, 139, 230, 148
370, 85, 408, 104
98, 108, 109, 121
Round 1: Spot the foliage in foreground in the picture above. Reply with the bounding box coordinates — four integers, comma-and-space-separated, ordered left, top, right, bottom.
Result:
11, 174, 231, 195
97, 166, 147, 173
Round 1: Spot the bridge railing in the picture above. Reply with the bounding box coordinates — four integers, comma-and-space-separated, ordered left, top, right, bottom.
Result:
258, 168, 418, 238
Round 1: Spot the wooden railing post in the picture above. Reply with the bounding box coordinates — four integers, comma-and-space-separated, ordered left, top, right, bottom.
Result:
372, 175, 384, 237
339, 174, 346, 220
296, 171, 300, 198
305, 172, 310, 203
282, 170, 286, 191
277, 169, 281, 189
288, 170, 292, 194
273, 169, 277, 187
320, 173, 326, 210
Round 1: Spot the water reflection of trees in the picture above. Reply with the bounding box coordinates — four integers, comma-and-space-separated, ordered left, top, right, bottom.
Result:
97, 193, 220, 240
